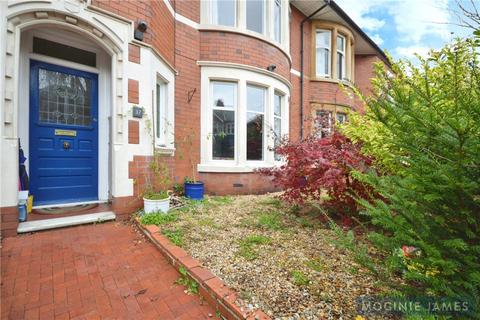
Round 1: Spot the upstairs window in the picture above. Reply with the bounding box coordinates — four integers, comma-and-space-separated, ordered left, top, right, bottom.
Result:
316, 30, 331, 77
211, 0, 236, 27
337, 35, 346, 80
246, 0, 265, 34
273, 0, 282, 43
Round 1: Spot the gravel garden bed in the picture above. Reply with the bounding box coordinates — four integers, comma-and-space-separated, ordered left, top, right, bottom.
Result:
140, 194, 388, 320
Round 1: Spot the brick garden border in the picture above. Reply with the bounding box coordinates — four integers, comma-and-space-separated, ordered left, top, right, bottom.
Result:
135, 219, 271, 320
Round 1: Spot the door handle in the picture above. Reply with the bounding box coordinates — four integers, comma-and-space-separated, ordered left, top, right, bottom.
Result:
63, 141, 71, 150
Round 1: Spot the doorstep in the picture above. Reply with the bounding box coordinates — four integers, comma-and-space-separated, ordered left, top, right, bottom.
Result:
135, 218, 271, 320
17, 211, 116, 233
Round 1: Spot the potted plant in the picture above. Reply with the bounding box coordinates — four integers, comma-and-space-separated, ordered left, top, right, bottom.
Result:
140, 105, 172, 213
180, 133, 204, 200
142, 151, 171, 213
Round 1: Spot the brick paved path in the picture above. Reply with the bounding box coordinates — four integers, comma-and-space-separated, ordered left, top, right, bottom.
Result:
1, 222, 215, 319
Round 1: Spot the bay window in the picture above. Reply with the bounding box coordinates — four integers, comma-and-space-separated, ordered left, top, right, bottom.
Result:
246, 0, 265, 34
313, 23, 354, 81
212, 81, 237, 160
202, 0, 288, 48
211, 0, 236, 27
200, 65, 290, 172
316, 30, 331, 77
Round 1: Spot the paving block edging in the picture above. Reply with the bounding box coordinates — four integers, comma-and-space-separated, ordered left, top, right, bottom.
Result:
135, 219, 271, 320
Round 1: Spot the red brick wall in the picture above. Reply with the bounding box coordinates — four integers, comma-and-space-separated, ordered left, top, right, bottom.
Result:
199, 31, 291, 80
128, 79, 139, 104
1, 206, 18, 238
128, 120, 139, 144
91, 0, 175, 65
354, 54, 380, 97
128, 43, 141, 64
199, 173, 279, 195
174, 0, 200, 23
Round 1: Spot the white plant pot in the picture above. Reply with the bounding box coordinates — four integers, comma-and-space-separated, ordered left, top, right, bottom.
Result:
143, 196, 170, 214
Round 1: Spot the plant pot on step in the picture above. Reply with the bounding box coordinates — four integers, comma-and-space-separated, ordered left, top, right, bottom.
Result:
184, 181, 204, 200
143, 191, 170, 213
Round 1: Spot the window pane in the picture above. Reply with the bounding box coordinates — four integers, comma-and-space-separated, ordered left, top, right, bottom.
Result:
336, 112, 347, 124
337, 52, 344, 79
213, 110, 235, 160
38, 68, 92, 126
212, 82, 235, 108
246, 0, 264, 34
212, 0, 236, 26
274, 0, 281, 42
337, 35, 345, 52
316, 48, 329, 75
316, 30, 330, 48
247, 113, 264, 160
247, 85, 265, 112
274, 117, 281, 160
315, 110, 332, 138
274, 93, 281, 116
247, 85, 265, 161
156, 83, 161, 138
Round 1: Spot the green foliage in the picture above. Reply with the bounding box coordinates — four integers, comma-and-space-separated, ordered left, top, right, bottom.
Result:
175, 267, 199, 295
291, 270, 310, 286
305, 258, 324, 272
237, 235, 271, 261
143, 190, 169, 200
162, 228, 184, 246
140, 212, 178, 225
257, 212, 284, 230
346, 39, 480, 308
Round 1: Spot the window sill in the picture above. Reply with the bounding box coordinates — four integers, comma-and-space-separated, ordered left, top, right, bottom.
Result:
310, 77, 354, 87
197, 163, 275, 173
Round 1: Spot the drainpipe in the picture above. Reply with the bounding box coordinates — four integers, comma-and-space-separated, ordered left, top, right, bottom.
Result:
300, 0, 330, 140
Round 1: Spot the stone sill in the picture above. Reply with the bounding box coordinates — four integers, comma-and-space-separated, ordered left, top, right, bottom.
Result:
135, 218, 271, 320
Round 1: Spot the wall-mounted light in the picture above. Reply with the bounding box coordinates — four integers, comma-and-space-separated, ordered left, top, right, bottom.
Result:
267, 64, 276, 72
134, 20, 148, 41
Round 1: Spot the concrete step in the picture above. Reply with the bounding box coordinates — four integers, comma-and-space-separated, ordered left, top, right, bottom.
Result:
17, 212, 116, 233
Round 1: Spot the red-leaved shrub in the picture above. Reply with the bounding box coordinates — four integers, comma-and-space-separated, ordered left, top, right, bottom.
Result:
258, 131, 373, 216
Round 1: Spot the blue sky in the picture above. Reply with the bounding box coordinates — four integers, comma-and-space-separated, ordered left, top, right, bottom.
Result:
335, 0, 475, 61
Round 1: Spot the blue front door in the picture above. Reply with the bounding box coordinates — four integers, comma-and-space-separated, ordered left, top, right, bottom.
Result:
29, 60, 99, 206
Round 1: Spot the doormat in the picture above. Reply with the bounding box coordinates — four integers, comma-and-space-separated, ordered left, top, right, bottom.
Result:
34, 204, 98, 215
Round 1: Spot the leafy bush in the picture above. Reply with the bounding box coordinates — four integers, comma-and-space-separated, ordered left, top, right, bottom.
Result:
347, 39, 480, 307
258, 131, 374, 217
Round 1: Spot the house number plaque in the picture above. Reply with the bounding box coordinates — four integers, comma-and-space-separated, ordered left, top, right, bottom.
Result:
55, 129, 77, 137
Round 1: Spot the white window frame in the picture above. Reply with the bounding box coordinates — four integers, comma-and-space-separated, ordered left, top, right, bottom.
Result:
273, 0, 282, 43
199, 66, 290, 172
155, 77, 167, 145
273, 91, 283, 161
316, 29, 331, 78
337, 34, 346, 80
211, 80, 238, 163
211, 0, 237, 27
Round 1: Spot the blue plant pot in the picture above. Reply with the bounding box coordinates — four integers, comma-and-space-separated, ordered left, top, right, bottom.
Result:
184, 181, 204, 200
